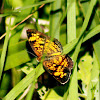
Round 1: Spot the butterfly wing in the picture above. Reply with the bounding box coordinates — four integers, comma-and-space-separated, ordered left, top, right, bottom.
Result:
27, 29, 63, 58
43, 55, 73, 84
27, 29, 47, 58
43, 38, 63, 56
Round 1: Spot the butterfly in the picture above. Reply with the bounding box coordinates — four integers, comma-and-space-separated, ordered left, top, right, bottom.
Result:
27, 29, 73, 84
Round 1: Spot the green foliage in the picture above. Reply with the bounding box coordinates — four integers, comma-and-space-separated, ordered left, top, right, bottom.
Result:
78, 53, 93, 85
0, 0, 100, 100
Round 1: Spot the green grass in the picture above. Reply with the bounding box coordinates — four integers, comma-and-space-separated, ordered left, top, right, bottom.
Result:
0, 0, 99, 100
0, 17, 11, 80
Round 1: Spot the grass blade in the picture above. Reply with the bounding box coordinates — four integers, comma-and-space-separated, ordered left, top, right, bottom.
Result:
26, 81, 36, 100
0, 14, 9, 18
93, 36, 100, 67
67, 0, 76, 43
49, 0, 61, 39
4, 50, 30, 70
14, 0, 56, 12
63, 0, 77, 100
3, 63, 45, 100
78, 0, 97, 39
83, 25, 100, 42
0, 17, 11, 80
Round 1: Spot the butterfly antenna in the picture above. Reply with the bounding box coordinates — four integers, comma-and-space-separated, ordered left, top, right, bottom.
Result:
26, 50, 37, 57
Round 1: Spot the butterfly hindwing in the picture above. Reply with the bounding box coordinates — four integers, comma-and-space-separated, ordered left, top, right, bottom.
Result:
43, 55, 73, 84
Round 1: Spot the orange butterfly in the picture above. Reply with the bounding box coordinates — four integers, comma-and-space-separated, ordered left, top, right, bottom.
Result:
27, 29, 73, 84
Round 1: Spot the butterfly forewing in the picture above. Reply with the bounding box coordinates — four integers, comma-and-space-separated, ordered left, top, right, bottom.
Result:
27, 29, 46, 58
43, 38, 63, 56
27, 29, 63, 58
